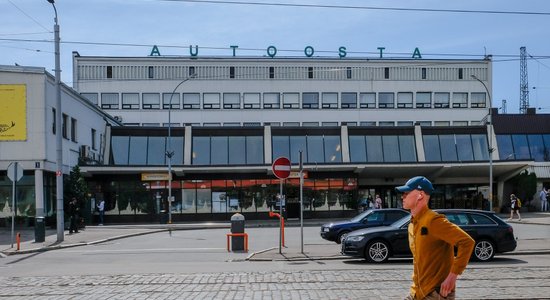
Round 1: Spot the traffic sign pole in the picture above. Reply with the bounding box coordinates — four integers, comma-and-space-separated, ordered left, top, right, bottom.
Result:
272, 157, 291, 254
279, 179, 283, 254
11, 169, 15, 248
299, 151, 304, 254
7, 162, 24, 248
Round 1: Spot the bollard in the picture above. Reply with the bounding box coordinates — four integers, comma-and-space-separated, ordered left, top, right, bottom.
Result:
230, 213, 246, 251
16, 232, 20, 251
268, 211, 285, 247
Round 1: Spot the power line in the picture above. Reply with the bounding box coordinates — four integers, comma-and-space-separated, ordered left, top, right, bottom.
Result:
161, 0, 550, 16
7, 0, 51, 32
528, 51, 550, 71
4, 37, 550, 62
0, 32, 50, 37
0, 44, 52, 54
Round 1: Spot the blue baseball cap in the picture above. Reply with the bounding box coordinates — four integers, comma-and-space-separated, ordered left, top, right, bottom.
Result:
395, 176, 434, 194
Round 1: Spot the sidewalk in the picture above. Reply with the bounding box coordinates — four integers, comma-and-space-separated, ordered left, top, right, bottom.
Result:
1, 212, 549, 259
0, 223, 231, 256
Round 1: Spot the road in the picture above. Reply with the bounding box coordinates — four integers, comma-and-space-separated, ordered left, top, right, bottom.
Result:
1, 224, 549, 299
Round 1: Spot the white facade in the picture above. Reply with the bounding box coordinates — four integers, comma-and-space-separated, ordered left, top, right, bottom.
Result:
72, 53, 492, 128
0, 65, 118, 218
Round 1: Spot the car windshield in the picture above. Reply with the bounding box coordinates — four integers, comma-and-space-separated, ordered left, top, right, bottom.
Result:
391, 215, 411, 228
350, 210, 371, 223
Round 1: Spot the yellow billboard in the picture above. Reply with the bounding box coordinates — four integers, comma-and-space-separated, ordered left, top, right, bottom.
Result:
0, 84, 26, 141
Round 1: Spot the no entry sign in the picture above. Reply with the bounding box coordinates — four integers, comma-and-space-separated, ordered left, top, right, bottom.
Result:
272, 157, 291, 179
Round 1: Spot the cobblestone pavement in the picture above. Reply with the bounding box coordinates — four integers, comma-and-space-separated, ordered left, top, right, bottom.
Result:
1, 266, 549, 299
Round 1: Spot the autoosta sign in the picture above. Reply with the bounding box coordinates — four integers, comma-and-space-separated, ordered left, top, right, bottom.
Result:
149, 45, 423, 59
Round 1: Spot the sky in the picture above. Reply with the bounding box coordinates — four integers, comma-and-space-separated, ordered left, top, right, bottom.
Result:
2, 0, 550, 113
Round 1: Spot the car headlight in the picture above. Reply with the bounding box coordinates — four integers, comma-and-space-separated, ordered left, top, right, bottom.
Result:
322, 227, 331, 232
346, 235, 364, 242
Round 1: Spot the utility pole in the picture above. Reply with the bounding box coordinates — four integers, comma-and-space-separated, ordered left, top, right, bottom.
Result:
47, 0, 64, 242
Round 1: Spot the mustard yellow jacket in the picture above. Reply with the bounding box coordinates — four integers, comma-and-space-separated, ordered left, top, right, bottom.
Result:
408, 207, 475, 299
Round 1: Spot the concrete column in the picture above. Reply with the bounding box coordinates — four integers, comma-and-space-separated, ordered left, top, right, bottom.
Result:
34, 169, 44, 217
103, 125, 112, 165
497, 180, 505, 212
414, 124, 425, 162
487, 124, 499, 159
184, 126, 193, 165
264, 126, 272, 164
341, 125, 350, 163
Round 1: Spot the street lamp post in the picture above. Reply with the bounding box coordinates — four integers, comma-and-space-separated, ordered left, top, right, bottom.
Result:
166, 75, 195, 224
472, 74, 494, 211
47, 0, 64, 241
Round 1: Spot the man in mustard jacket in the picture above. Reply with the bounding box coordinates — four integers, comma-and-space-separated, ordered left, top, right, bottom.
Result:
397, 176, 474, 300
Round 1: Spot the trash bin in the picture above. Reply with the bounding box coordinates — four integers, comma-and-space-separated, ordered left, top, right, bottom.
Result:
35, 216, 45, 243
159, 210, 168, 224
230, 213, 245, 251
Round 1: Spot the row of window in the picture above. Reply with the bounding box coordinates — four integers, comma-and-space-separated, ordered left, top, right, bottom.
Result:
497, 134, 550, 162
424, 134, 489, 162
78, 64, 484, 82
81, 91, 487, 110
52, 109, 99, 151
52, 109, 78, 143
88, 178, 357, 215
110, 133, 491, 166
126, 120, 480, 127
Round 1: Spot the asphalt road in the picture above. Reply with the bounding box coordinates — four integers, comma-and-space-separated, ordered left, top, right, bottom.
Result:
1, 224, 550, 299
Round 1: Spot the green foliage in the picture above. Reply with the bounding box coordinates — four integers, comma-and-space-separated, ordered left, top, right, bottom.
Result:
63, 165, 90, 206
510, 170, 537, 203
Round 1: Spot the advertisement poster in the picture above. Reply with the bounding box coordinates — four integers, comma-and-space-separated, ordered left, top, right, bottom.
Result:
0, 84, 26, 141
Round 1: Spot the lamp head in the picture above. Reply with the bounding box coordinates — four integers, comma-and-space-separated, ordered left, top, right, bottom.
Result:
47, 0, 55, 3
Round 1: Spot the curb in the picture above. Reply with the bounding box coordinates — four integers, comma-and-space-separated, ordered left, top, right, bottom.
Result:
0, 229, 167, 256
0, 225, 232, 256
246, 248, 550, 262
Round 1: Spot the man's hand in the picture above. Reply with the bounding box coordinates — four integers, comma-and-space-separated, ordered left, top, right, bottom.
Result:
439, 273, 458, 297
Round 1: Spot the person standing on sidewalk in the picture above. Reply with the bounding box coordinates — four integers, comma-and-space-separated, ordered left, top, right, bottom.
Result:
374, 194, 383, 209
540, 187, 548, 212
397, 176, 474, 300
97, 199, 105, 225
69, 198, 80, 234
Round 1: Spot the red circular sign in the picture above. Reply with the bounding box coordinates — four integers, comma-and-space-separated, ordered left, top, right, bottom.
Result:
272, 157, 291, 179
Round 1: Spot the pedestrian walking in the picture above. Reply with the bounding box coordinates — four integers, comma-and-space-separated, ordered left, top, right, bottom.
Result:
69, 197, 80, 234
396, 176, 474, 300
540, 187, 548, 212
508, 194, 522, 221
97, 199, 105, 225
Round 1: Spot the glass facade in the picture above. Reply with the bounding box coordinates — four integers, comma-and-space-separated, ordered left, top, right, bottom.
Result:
272, 135, 342, 164
89, 125, 507, 222
423, 133, 489, 162
87, 177, 358, 218
349, 135, 417, 163
497, 134, 550, 161
111, 135, 184, 165
0, 172, 56, 226
192, 135, 263, 165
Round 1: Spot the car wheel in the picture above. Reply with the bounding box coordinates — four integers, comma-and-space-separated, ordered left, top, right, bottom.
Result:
365, 240, 390, 263
336, 231, 349, 244
473, 239, 495, 262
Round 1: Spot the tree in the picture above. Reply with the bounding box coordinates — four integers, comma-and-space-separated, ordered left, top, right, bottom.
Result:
64, 165, 90, 213
509, 170, 537, 209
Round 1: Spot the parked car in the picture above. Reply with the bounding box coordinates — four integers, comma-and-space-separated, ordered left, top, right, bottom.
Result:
320, 208, 409, 244
341, 209, 517, 263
